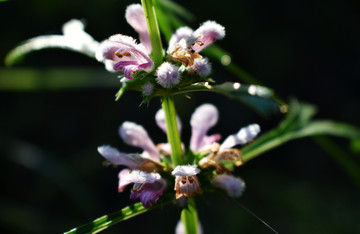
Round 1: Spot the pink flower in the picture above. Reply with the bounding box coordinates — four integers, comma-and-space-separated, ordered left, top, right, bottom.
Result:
119, 170, 166, 207
96, 4, 154, 79
168, 21, 225, 68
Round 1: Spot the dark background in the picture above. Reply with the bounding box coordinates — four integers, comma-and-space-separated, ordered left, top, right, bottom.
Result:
1, 0, 360, 233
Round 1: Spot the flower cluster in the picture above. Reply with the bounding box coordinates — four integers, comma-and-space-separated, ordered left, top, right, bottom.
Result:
98, 103, 260, 207
96, 4, 225, 94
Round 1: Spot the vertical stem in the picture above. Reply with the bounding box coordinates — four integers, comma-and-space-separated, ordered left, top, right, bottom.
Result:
141, 0, 163, 66
181, 198, 200, 234
161, 95, 183, 166
141, 2, 199, 233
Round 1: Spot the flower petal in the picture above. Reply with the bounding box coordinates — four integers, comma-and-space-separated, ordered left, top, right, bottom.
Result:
172, 165, 200, 176
97, 145, 139, 169
118, 168, 132, 192
130, 178, 166, 207
193, 21, 225, 52
212, 174, 245, 198
219, 124, 261, 151
125, 4, 152, 54
190, 104, 219, 151
96, 34, 153, 78
167, 26, 194, 53
119, 121, 160, 161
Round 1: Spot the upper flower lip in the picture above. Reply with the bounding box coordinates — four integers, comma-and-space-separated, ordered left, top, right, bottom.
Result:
95, 4, 154, 79
172, 165, 200, 176
96, 34, 154, 79
167, 21, 225, 67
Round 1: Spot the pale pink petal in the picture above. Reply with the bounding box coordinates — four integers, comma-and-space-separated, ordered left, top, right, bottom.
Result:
96, 34, 153, 79
190, 104, 219, 151
119, 121, 160, 161
97, 145, 139, 169
193, 21, 225, 52
167, 26, 194, 53
118, 168, 132, 192
125, 4, 152, 54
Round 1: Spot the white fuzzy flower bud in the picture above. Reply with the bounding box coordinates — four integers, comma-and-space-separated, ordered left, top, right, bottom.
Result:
156, 62, 180, 88
187, 58, 212, 77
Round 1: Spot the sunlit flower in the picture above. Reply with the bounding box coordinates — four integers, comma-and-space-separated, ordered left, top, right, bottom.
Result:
172, 165, 202, 199
211, 174, 245, 198
168, 21, 225, 67
96, 4, 154, 79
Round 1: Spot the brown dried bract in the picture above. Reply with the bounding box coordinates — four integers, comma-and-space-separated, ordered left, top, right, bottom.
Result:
169, 45, 202, 67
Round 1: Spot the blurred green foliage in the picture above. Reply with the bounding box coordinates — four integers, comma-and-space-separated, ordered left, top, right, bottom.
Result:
1, 0, 360, 233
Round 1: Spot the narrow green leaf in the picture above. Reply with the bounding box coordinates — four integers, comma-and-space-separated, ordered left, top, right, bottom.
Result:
5, 35, 97, 66
64, 203, 150, 234
242, 101, 360, 162
213, 82, 282, 115
0, 68, 119, 91
168, 82, 283, 116
156, 0, 195, 22
313, 135, 360, 187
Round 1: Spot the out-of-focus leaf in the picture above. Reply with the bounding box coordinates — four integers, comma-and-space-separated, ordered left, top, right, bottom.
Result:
156, 0, 195, 22
242, 101, 360, 162
4, 139, 97, 215
155, 0, 194, 41
5, 20, 99, 66
0, 68, 119, 91
202, 45, 261, 85
350, 138, 360, 154
167, 82, 283, 116
64, 202, 150, 234
241, 100, 360, 186
313, 136, 360, 188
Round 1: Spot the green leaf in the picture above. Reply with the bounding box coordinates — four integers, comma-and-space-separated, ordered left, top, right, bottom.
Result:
167, 82, 284, 116
155, 0, 194, 41
0, 68, 119, 91
5, 35, 97, 66
241, 100, 360, 187
242, 101, 360, 162
64, 203, 150, 234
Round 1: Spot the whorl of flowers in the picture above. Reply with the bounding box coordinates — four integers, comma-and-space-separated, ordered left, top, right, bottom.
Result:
98, 103, 260, 207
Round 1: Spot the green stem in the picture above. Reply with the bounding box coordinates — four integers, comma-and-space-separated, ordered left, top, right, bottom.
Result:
141, 0, 163, 66
161, 95, 183, 166
181, 198, 199, 234
141, 2, 199, 233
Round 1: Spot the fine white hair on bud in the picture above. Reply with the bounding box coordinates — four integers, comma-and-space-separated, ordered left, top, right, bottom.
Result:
187, 58, 212, 77
211, 174, 245, 198
172, 165, 200, 176
142, 82, 154, 96
156, 62, 181, 88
